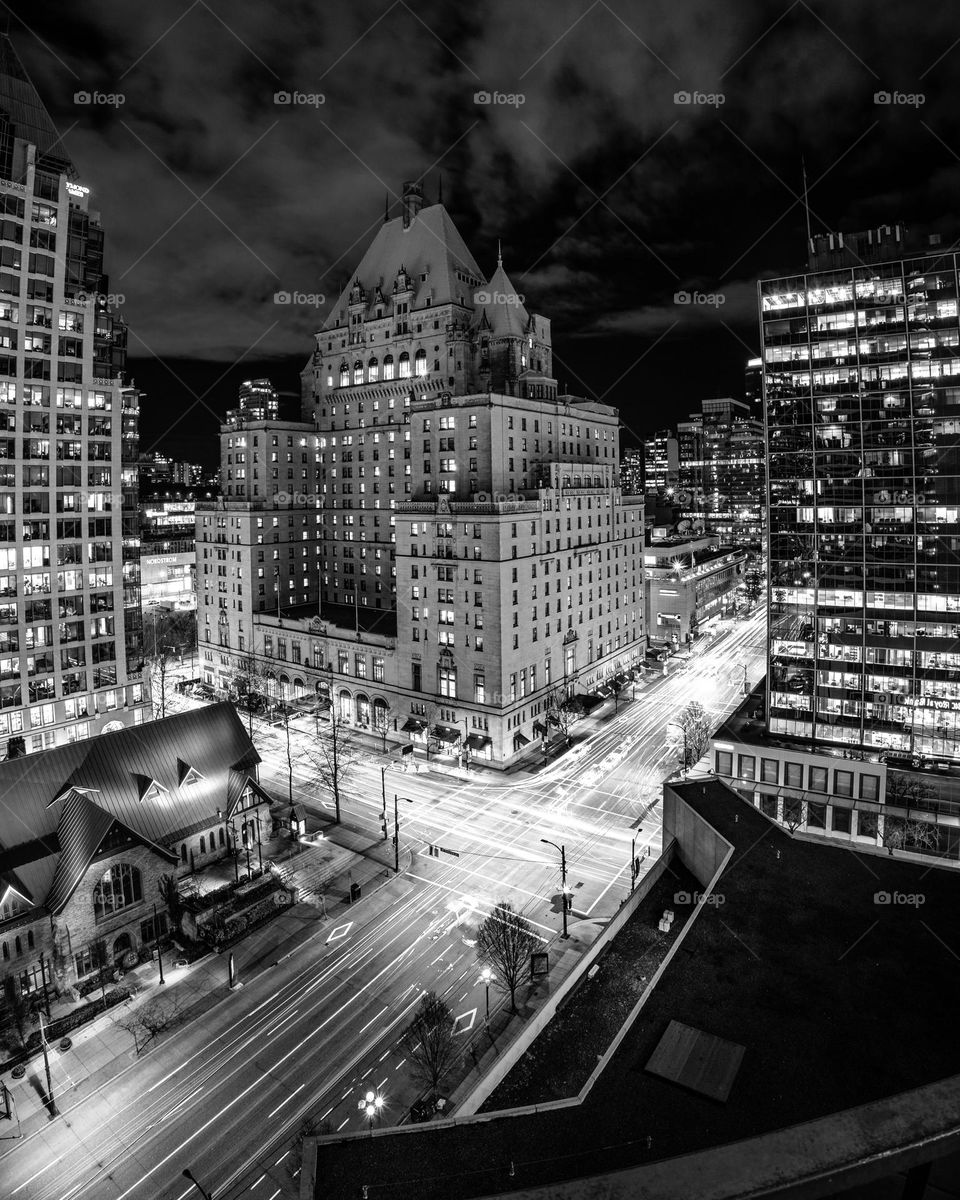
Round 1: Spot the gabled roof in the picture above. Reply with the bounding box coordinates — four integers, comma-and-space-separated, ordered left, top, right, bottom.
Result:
472, 260, 530, 338
322, 203, 484, 330
0, 704, 263, 914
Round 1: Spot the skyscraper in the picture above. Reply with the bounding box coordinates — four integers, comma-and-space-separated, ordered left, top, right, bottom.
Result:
676, 397, 764, 551
0, 37, 145, 752
762, 227, 960, 762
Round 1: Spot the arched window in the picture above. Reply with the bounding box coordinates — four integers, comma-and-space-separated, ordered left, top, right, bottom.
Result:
339, 363, 349, 387
383, 355, 395, 381
27, 929, 34, 950
353, 360, 363, 385
209, 831, 216, 852
339, 689, 351, 722
219, 828, 225, 847
398, 352, 411, 378
199, 835, 206, 855
180, 843, 187, 863
414, 349, 427, 377
1, 942, 6, 960
368, 357, 379, 382
92, 863, 143, 922
14, 935, 21, 956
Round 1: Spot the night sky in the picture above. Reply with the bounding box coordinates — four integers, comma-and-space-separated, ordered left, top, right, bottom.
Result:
12, 0, 960, 463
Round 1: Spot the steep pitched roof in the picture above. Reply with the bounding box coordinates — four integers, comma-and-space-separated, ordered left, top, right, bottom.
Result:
473, 260, 530, 338
322, 204, 484, 330
0, 704, 263, 913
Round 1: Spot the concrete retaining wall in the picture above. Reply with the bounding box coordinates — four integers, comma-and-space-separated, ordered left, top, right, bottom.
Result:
454, 838, 678, 1117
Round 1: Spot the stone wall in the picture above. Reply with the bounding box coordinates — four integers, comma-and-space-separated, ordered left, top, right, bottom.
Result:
55, 842, 173, 988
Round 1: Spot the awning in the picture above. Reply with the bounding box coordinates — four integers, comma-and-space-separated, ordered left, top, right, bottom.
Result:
614, 672, 628, 686
532, 720, 547, 737
595, 683, 612, 698
513, 732, 530, 747
466, 734, 492, 751
432, 725, 461, 744
402, 717, 427, 734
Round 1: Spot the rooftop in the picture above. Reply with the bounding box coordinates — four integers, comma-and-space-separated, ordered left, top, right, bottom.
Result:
313, 777, 960, 1199
273, 601, 398, 640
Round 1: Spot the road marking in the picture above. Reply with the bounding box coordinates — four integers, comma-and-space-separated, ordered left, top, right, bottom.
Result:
378, 1049, 391, 1062
357, 1005, 389, 1037
394, 1057, 406, 1069
337, 1116, 350, 1131
361, 1066, 372, 1080
459, 991, 469, 1002
268, 1190, 281, 1200
267, 1082, 306, 1119
275, 1150, 291, 1165
326, 921, 353, 944
378, 1077, 388, 1089
251, 1174, 266, 1189
453, 1008, 477, 1034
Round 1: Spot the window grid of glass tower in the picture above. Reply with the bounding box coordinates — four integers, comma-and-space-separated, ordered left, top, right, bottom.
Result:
762, 252, 960, 759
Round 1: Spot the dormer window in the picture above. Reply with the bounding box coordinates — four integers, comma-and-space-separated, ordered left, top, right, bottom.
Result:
178, 758, 205, 787
141, 780, 168, 803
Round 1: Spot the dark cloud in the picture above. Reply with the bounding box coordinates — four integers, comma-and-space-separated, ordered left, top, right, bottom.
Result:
10, 0, 960, 455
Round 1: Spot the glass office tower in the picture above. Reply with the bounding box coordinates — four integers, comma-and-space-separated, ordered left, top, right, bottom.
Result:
761, 229, 960, 761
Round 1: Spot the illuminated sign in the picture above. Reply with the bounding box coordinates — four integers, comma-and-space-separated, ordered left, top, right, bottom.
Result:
903, 696, 960, 713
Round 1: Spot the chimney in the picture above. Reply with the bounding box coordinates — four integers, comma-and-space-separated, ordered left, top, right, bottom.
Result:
402, 180, 423, 228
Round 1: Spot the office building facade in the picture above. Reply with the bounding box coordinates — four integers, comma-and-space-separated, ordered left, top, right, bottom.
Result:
762, 230, 960, 762
0, 37, 145, 753
676, 398, 764, 551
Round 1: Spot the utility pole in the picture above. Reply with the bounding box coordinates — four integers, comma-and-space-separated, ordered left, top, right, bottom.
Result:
381, 766, 388, 840
38, 950, 51, 1018
393, 793, 399, 873
153, 903, 165, 985
541, 839, 569, 938
38, 1011, 57, 1116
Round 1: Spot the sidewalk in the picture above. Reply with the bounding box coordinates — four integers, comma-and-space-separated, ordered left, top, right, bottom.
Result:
0, 818, 412, 1137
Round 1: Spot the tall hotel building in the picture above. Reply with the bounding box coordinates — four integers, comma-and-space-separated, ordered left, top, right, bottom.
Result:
0, 39, 145, 752
763, 225, 960, 762
199, 182, 645, 766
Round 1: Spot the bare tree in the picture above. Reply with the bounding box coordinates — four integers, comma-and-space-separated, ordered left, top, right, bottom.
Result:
145, 609, 197, 719
885, 771, 937, 813
544, 685, 576, 747
883, 815, 940, 856
157, 873, 182, 934
400, 991, 457, 1096
230, 652, 271, 740
374, 698, 392, 752
0, 987, 33, 1054
475, 901, 538, 1015
116, 994, 185, 1055
673, 700, 712, 771
742, 567, 765, 610
300, 694, 358, 824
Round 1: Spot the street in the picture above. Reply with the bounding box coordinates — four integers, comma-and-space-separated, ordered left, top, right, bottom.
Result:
0, 609, 767, 1200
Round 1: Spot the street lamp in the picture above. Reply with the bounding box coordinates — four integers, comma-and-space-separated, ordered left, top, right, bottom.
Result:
394, 795, 413, 873
480, 966, 495, 1023
360, 1088, 384, 1134
540, 838, 570, 938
